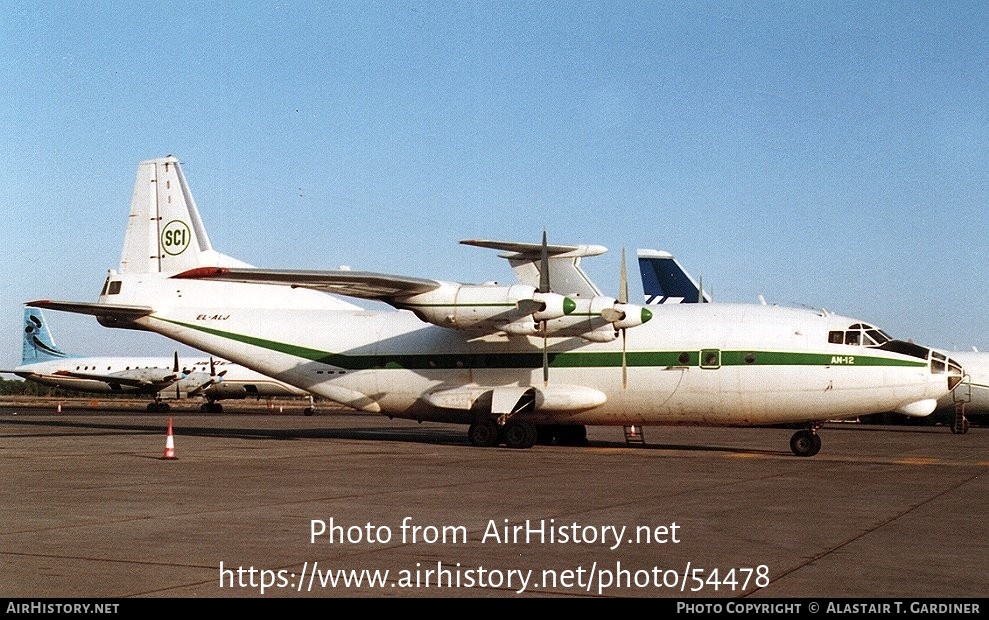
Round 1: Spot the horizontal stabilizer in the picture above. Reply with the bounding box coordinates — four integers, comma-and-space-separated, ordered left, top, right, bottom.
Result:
27, 300, 155, 318
460, 239, 608, 259
461, 238, 606, 298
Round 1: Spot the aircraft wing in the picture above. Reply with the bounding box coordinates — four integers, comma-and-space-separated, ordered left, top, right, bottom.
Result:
50, 369, 180, 390
460, 239, 606, 297
26, 300, 155, 319
173, 267, 442, 301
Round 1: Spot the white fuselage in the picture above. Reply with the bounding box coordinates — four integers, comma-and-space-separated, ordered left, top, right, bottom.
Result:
13, 354, 308, 400
936, 350, 989, 413
95, 275, 953, 427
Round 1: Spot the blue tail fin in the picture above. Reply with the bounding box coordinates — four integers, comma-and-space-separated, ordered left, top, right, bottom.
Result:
22, 308, 70, 364
637, 249, 710, 305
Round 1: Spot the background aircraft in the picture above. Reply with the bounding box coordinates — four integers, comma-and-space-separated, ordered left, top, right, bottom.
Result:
29, 156, 964, 455
636, 247, 984, 434
637, 249, 711, 304
3, 307, 313, 413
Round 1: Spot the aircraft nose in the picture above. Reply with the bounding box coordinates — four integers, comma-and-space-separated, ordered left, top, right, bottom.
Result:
931, 350, 965, 391
946, 357, 965, 392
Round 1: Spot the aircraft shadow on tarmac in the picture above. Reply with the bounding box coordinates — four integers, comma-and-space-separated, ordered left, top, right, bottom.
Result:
0, 415, 801, 456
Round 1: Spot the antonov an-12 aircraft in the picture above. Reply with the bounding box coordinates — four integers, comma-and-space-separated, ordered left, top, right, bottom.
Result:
29, 156, 965, 455
636, 248, 983, 434
2, 307, 311, 412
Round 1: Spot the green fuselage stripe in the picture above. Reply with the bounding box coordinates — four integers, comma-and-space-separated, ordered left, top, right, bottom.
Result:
157, 318, 928, 372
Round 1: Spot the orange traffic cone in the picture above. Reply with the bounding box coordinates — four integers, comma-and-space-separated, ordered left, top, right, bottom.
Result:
162, 417, 177, 460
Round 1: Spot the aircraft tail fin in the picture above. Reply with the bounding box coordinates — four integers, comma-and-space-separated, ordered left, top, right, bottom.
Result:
119, 156, 252, 275
637, 249, 711, 304
21, 307, 71, 364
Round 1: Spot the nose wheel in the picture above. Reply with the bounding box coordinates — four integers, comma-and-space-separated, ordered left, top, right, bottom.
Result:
790, 429, 822, 457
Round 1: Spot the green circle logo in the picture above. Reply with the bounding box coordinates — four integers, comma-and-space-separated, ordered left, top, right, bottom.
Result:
161, 220, 191, 256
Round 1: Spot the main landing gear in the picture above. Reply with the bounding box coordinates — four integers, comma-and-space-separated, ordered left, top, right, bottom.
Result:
468, 418, 537, 449
467, 420, 588, 449
789, 427, 822, 457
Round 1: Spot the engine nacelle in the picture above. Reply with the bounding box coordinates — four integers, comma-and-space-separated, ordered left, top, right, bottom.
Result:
531, 291, 575, 322
398, 282, 574, 331
538, 296, 618, 340
579, 325, 620, 343
538, 296, 653, 341
200, 382, 251, 400
608, 303, 653, 329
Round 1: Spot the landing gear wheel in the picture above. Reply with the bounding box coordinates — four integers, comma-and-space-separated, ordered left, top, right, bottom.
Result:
304, 407, 315, 416
951, 418, 970, 434
468, 420, 500, 447
790, 429, 821, 457
502, 420, 538, 449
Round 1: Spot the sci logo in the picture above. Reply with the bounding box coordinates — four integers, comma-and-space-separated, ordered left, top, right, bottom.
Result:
161, 220, 191, 256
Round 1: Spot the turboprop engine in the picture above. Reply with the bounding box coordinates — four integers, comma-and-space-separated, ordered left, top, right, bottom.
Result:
398, 282, 575, 333
543, 295, 653, 342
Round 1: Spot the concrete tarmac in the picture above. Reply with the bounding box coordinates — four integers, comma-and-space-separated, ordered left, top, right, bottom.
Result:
1, 402, 986, 599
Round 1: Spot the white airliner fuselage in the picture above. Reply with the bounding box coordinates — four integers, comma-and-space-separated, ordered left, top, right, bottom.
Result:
5, 308, 311, 412
29, 156, 965, 454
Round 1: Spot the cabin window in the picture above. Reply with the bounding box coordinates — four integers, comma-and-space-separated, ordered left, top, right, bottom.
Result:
107, 281, 122, 295
744, 352, 756, 364
700, 349, 721, 369
678, 352, 690, 365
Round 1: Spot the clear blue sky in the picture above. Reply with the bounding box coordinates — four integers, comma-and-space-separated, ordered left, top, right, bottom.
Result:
3, 1, 987, 368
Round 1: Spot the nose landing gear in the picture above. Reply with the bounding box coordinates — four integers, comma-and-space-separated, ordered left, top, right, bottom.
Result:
790, 427, 822, 457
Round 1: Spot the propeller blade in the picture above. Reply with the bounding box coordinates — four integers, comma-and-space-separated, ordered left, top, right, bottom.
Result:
618, 247, 628, 304
539, 230, 550, 294
173, 351, 179, 373
539, 230, 550, 384
619, 248, 628, 388
622, 328, 628, 389
543, 332, 549, 385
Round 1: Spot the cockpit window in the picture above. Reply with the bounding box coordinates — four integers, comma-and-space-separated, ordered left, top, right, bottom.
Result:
829, 324, 893, 348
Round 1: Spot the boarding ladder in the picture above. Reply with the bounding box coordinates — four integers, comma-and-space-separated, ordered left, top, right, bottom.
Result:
952, 375, 971, 435
623, 425, 645, 446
